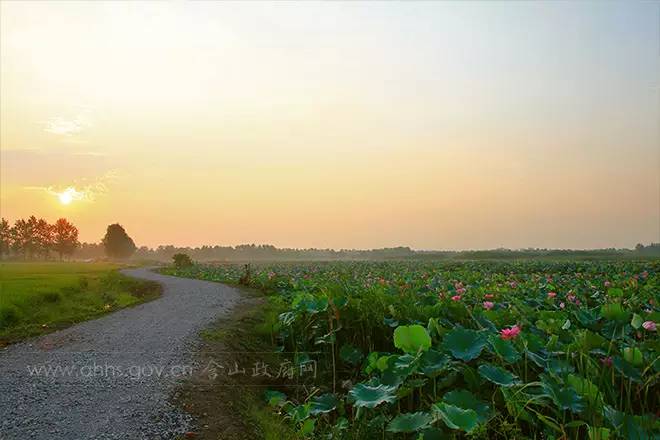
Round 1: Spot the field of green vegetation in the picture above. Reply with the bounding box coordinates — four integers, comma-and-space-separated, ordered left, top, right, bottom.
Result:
164, 260, 659, 439
0, 262, 161, 344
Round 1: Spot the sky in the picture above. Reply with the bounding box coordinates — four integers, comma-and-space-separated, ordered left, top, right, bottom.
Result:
1, 1, 658, 250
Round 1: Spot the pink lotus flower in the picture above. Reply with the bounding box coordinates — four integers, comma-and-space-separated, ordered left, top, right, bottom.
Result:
483, 301, 494, 310
601, 356, 613, 367
500, 325, 521, 340
484, 294, 495, 299
509, 282, 518, 289
456, 288, 466, 295
567, 293, 576, 303
642, 321, 657, 331
547, 291, 557, 298
604, 281, 611, 287
559, 302, 565, 309
451, 295, 462, 301
641, 271, 649, 279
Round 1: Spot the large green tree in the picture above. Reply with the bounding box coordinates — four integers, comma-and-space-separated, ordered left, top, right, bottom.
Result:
0, 218, 11, 258
52, 218, 80, 260
102, 223, 136, 259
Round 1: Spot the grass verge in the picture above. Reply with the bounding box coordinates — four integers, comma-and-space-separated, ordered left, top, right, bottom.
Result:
173, 289, 298, 440
0, 262, 162, 345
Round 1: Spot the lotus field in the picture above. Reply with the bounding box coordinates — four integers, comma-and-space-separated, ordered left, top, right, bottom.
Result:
166, 260, 660, 439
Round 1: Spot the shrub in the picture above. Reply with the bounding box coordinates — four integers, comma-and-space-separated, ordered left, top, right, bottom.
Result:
172, 253, 193, 269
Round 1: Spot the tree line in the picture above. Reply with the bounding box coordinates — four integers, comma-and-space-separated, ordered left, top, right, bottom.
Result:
0, 217, 139, 261
74, 243, 660, 262
0, 216, 79, 260
3, 216, 658, 262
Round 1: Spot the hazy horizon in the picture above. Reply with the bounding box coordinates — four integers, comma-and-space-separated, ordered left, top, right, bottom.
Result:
2, 1, 658, 250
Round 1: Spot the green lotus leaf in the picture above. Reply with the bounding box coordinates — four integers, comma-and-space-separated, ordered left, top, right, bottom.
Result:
540, 375, 585, 413
349, 383, 398, 408
433, 402, 479, 433
339, 344, 364, 366
442, 328, 487, 361
575, 309, 600, 327
393, 353, 417, 371
394, 324, 432, 354
488, 334, 521, 363
601, 303, 630, 322
287, 403, 312, 423
567, 374, 603, 411
612, 356, 642, 383
386, 411, 433, 433
364, 351, 380, 374
310, 393, 338, 415
442, 389, 491, 423
300, 418, 315, 436
376, 355, 393, 372
574, 329, 606, 351
603, 406, 656, 440
306, 297, 328, 314
420, 349, 450, 376
264, 390, 286, 407
478, 363, 521, 387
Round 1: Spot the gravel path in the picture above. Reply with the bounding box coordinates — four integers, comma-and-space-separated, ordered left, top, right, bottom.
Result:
0, 267, 242, 440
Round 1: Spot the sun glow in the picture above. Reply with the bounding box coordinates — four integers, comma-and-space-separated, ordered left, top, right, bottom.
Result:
57, 187, 80, 205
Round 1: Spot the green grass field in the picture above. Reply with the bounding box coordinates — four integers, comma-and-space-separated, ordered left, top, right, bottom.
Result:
0, 262, 161, 344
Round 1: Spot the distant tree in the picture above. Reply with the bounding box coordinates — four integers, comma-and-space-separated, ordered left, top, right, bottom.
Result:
52, 218, 80, 260
102, 223, 136, 259
172, 253, 193, 268
11, 217, 37, 259
74, 242, 105, 260
35, 218, 55, 259
0, 218, 11, 259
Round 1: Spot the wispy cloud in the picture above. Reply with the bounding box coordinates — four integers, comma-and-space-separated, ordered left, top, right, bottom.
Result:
24, 170, 120, 203
43, 109, 92, 136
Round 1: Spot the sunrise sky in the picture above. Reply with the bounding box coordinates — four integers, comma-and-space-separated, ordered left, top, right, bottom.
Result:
1, 1, 658, 250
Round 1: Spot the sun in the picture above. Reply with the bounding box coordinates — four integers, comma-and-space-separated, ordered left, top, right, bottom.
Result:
57, 187, 79, 205
58, 192, 73, 205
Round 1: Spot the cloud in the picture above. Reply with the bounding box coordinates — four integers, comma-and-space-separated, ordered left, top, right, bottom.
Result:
43, 109, 92, 136
24, 170, 120, 203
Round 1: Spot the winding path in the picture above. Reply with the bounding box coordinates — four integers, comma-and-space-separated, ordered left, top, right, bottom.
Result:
0, 268, 242, 440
